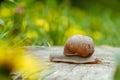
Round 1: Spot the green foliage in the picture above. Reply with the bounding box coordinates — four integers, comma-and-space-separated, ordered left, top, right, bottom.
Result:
114, 64, 120, 80
114, 52, 120, 80
0, 0, 120, 46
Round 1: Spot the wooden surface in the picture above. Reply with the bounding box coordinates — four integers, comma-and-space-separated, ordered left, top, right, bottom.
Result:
28, 46, 120, 80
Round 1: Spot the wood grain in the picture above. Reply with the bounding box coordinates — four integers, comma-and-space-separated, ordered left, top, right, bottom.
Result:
28, 46, 120, 80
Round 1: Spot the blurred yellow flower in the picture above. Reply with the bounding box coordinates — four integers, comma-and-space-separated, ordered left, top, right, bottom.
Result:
14, 53, 49, 79
92, 31, 102, 40
65, 24, 85, 37
1, 8, 11, 17
26, 31, 38, 39
35, 19, 49, 32
0, 41, 49, 79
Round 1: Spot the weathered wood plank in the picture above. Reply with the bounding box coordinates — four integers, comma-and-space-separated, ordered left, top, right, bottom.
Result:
28, 46, 120, 80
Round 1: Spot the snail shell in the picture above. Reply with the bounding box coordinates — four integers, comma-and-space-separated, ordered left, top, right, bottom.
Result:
64, 35, 94, 58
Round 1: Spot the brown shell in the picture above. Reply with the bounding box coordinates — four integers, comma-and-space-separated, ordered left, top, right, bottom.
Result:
64, 35, 94, 58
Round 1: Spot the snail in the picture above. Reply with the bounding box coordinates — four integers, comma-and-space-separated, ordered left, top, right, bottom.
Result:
64, 34, 94, 58
50, 34, 100, 64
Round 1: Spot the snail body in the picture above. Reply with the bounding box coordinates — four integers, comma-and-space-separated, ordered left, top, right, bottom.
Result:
64, 35, 94, 58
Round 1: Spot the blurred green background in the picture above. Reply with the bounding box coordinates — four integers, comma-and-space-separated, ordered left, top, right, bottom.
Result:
0, 0, 120, 46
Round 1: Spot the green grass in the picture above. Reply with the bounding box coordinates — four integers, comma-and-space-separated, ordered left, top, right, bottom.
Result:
0, 0, 120, 46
